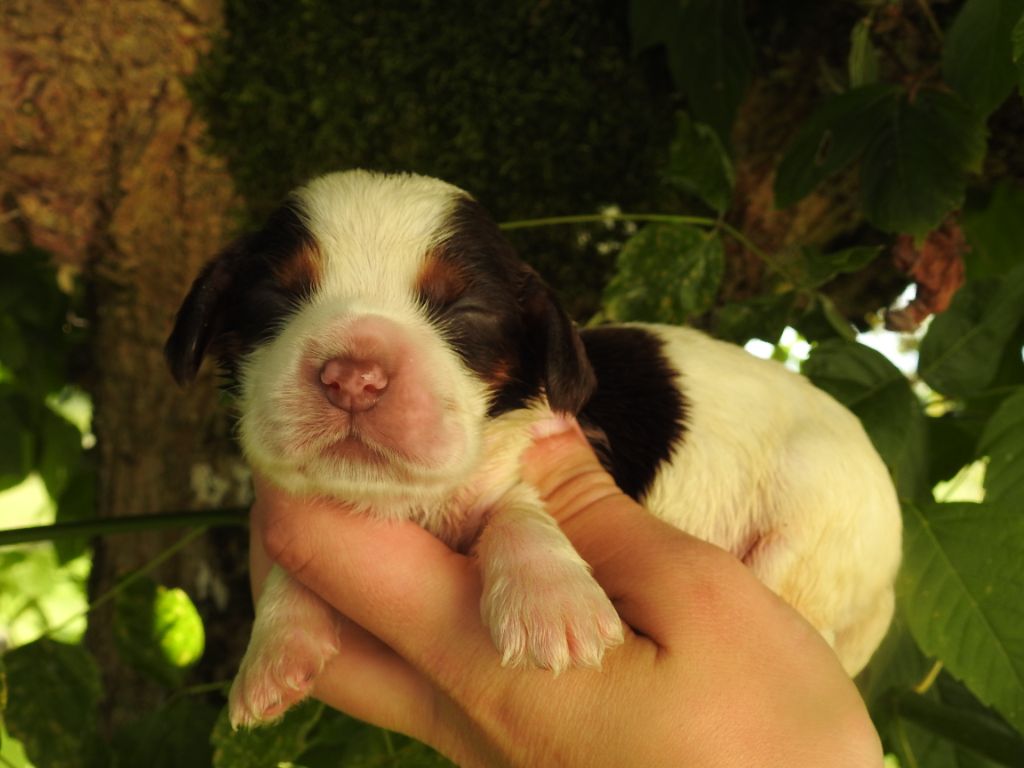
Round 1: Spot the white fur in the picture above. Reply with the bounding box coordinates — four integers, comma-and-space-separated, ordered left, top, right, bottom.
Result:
639, 326, 901, 674
225, 170, 902, 728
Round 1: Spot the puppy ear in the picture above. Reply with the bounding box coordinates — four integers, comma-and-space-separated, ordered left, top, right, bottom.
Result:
519, 267, 596, 414
164, 239, 249, 385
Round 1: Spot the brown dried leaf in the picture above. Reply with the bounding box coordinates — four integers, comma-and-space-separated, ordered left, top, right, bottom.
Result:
886, 219, 967, 331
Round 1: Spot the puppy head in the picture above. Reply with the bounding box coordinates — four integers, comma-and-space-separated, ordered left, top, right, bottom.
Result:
165, 170, 595, 503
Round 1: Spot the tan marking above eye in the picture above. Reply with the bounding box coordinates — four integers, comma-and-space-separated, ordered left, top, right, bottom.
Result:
417, 252, 467, 307
272, 242, 322, 296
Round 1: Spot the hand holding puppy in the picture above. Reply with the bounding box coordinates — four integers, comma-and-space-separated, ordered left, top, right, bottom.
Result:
250, 421, 884, 768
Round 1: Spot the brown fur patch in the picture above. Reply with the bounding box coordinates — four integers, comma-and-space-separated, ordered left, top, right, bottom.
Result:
417, 250, 467, 307
273, 240, 322, 298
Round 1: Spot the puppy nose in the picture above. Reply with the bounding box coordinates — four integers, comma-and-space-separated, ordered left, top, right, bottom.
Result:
320, 357, 389, 412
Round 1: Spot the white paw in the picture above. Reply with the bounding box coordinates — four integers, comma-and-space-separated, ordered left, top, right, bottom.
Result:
228, 621, 340, 729
481, 560, 624, 673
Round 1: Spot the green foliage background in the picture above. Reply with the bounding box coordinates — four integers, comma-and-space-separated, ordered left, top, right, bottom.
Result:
3, 1, 1024, 766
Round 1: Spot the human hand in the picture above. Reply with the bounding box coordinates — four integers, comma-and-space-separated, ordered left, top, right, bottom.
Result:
250, 417, 884, 767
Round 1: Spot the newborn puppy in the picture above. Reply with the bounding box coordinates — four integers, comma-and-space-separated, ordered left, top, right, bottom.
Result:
165, 170, 902, 728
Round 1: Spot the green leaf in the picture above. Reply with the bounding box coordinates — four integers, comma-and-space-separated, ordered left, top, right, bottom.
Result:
111, 697, 219, 768
1016, 12, 1024, 61
712, 291, 796, 345
666, 0, 753, 139
819, 295, 857, 341
962, 182, 1024, 280
4, 639, 103, 768
943, 0, 1024, 117
891, 688, 1024, 766
37, 407, 83, 501
849, 18, 880, 87
212, 699, 324, 768
977, 387, 1024, 504
0, 544, 90, 647
664, 112, 735, 214
774, 83, 898, 208
804, 245, 884, 287
0, 394, 34, 491
604, 224, 724, 324
803, 340, 928, 500
861, 89, 987, 237
1015, 13, 1024, 94
926, 414, 981, 488
629, 0, 683, 54
899, 501, 1024, 733
298, 710, 456, 767
114, 576, 205, 688
918, 266, 1024, 397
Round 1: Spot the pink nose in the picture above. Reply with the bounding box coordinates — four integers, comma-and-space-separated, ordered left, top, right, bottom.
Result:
320, 357, 389, 412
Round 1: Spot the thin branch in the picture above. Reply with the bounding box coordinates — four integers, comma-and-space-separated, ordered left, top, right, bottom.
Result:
915, 0, 944, 44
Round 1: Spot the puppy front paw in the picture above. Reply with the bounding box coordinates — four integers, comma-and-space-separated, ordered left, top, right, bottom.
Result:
481, 560, 624, 673
228, 621, 340, 729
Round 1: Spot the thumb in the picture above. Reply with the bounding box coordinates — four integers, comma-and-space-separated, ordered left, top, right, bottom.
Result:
520, 415, 738, 645
520, 415, 625, 526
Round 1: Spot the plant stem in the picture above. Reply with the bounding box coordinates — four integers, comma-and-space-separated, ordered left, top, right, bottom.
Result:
499, 212, 806, 292
913, 659, 944, 694
0, 509, 248, 546
45, 526, 211, 639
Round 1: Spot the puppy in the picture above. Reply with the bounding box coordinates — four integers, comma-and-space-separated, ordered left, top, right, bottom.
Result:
165, 170, 902, 728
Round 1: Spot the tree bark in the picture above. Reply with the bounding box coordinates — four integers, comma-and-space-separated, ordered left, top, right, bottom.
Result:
1, 0, 250, 732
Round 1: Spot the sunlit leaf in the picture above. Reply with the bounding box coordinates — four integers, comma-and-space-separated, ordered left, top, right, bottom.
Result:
604, 224, 724, 324
943, 0, 1024, 117
114, 576, 205, 688
803, 340, 928, 500
918, 266, 1024, 397
0, 545, 89, 647
4, 639, 104, 768
899, 501, 1024, 733
977, 387, 1024, 504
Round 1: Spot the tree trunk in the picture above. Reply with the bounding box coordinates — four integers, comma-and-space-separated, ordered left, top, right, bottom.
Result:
1, 0, 250, 733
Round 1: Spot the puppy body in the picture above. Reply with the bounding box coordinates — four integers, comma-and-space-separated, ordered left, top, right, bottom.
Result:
166, 170, 901, 728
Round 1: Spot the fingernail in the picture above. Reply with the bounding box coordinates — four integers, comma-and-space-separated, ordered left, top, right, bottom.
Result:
530, 413, 584, 441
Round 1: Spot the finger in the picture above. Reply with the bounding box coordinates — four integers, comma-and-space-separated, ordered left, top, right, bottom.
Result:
248, 501, 274, 602
311, 613, 439, 740
521, 418, 744, 644
254, 477, 496, 683
250, 488, 441, 740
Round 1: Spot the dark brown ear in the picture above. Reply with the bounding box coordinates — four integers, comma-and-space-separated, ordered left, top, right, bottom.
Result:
165, 202, 318, 385
164, 239, 249, 385
518, 267, 596, 414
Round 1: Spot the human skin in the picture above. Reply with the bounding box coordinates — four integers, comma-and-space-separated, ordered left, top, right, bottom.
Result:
249, 417, 885, 768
